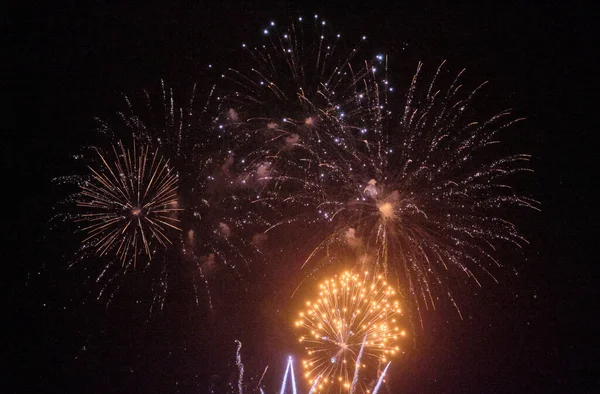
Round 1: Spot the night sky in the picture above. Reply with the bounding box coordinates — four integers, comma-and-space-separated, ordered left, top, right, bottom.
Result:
7, 1, 597, 393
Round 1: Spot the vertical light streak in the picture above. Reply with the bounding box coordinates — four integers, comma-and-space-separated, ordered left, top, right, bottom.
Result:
372, 361, 391, 394
289, 357, 298, 394
349, 334, 368, 394
256, 366, 269, 392
308, 376, 321, 394
235, 340, 244, 394
279, 357, 290, 394
280, 356, 298, 394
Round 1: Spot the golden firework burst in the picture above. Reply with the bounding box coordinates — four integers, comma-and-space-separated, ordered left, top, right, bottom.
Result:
295, 270, 406, 393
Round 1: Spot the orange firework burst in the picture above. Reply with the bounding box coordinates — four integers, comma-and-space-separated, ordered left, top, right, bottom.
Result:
295, 270, 406, 393
76, 142, 181, 265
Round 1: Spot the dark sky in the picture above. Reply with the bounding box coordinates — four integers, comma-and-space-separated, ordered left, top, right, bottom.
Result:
6, 1, 597, 393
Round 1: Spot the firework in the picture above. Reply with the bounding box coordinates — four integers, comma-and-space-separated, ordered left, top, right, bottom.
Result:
220, 16, 389, 197
286, 62, 540, 322
54, 15, 535, 330
75, 142, 181, 266
219, 18, 536, 321
54, 82, 268, 311
295, 270, 405, 393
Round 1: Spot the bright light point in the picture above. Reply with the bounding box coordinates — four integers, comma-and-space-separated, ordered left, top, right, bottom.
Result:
378, 202, 395, 220
270, 21, 275, 26
263, 29, 268, 34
